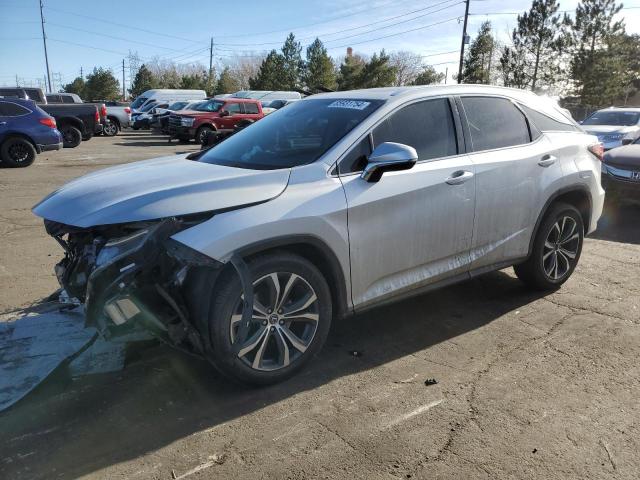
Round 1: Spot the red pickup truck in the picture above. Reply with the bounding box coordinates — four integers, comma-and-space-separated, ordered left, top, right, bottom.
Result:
168, 98, 264, 143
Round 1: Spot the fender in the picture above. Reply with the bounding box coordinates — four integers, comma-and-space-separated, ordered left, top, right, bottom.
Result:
232, 234, 351, 319
527, 184, 593, 257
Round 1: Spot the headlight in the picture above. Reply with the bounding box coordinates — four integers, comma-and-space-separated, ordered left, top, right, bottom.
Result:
96, 229, 149, 267
181, 117, 195, 127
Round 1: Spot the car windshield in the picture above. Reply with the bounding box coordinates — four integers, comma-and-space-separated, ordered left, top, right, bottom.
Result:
140, 102, 158, 112
168, 101, 187, 110
130, 96, 147, 109
193, 100, 224, 112
583, 111, 640, 126
199, 98, 384, 170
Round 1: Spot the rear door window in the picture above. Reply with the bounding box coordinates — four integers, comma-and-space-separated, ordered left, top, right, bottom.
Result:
225, 102, 242, 114
461, 97, 531, 151
372, 98, 458, 162
244, 102, 259, 114
520, 104, 579, 132
0, 101, 31, 116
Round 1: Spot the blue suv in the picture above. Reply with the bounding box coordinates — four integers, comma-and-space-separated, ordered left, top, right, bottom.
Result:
0, 98, 62, 167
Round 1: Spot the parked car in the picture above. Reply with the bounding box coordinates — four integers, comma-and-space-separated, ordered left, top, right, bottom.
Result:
581, 107, 640, 150
168, 98, 264, 143
0, 98, 62, 167
150, 101, 203, 133
602, 136, 640, 203
260, 99, 298, 115
46, 94, 128, 136
0, 87, 103, 147
129, 89, 207, 112
33, 85, 605, 385
132, 102, 169, 130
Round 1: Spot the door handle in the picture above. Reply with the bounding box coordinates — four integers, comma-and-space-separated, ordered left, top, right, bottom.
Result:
445, 170, 474, 185
538, 155, 557, 167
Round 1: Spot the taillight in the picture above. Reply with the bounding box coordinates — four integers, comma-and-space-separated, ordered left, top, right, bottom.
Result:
124, 107, 131, 114
588, 143, 604, 161
101, 104, 107, 118
39, 117, 56, 128
95, 109, 100, 123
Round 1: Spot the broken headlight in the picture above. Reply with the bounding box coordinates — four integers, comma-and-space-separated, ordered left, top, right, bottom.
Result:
95, 228, 150, 267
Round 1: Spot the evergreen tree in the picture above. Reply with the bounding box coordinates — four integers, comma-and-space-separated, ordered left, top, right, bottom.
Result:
358, 50, 396, 88
281, 33, 303, 90
412, 66, 445, 85
462, 21, 496, 84
179, 72, 208, 91
62, 77, 86, 98
512, 0, 564, 91
249, 50, 287, 90
337, 53, 366, 90
565, 0, 627, 107
498, 45, 530, 89
84, 67, 120, 101
216, 66, 241, 94
129, 64, 157, 97
304, 38, 336, 90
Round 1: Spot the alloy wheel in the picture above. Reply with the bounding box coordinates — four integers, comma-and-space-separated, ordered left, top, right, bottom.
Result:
8, 143, 29, 163
542, 216, 580, 280
230, 272, 320, 372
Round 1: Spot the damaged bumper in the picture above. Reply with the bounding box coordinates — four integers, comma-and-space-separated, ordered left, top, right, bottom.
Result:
46, 217, 222, 354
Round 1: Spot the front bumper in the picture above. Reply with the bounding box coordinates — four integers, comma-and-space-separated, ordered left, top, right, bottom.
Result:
94, 124, 103, 134
132, 118, 151, 129
168, 124, 196, 138
602, 168, 640, 200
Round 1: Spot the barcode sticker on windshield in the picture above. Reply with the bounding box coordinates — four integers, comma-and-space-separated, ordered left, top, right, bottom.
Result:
327, 100, 371, 110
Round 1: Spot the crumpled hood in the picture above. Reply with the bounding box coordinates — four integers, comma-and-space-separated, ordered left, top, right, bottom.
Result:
32, 154, 290, 227
604, 145, 640, 169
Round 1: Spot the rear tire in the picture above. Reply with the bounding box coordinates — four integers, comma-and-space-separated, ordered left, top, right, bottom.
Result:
60, 125, 82, 148
196, 252, 333, 386
514, 203, 584, 290
103, 120, 119, 136
1, 137, 36, 167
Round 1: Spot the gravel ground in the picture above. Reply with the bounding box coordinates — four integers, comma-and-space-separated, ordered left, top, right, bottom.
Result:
1, 131, 639, 480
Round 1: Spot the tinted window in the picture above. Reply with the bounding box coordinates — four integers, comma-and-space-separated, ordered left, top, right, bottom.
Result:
46, 94, 62, 103
199, 98, 383, 170
0, 101, 31, 116
0, 88, 25, 99
461, 97, 530, 151
244, 102, 259, 114
195, 100, 224, 112
24, 88, 45, 102
62, 95, 75, 104
582, 110, 640, 126
521, 105, 578, 132
339, 136, 372, 174
225, 102, 241, 114
372, 98, 457, 161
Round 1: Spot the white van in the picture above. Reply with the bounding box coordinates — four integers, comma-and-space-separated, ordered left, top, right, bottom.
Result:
129, 89, 207, 112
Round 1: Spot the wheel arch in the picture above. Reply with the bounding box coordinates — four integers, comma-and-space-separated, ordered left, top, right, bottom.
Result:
107, 115, 120, 128
57, 116, 84, 131
222, 235, 351, 320
1, 132, 38, 151
528, 185, 592, 257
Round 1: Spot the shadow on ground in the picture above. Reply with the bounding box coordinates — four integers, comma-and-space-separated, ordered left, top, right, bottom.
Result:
0, 271, 548, 480
592, 200, 640, 245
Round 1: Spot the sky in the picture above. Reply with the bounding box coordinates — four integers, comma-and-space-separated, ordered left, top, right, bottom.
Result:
1, 0, 639, 91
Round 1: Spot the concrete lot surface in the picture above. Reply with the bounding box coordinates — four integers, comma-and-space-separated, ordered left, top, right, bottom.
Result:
1, 132, 639, 479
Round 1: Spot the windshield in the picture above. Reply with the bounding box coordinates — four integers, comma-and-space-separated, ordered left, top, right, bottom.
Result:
193, 100, 224, 112
140, 101, 158, 112
199, 98, 384, 170
130, 96, 148, 109
583, 111, 640, 126
168, 101, 187, 110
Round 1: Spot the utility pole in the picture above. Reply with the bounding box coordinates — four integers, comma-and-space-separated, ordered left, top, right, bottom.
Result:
80, 66, 83, 79
15, 74, 19, 87
122, 59, 126, 99
39, 0, 52, 92
209, 37, 214, 93
445, 67, 448, 84
457, 0, 470, 84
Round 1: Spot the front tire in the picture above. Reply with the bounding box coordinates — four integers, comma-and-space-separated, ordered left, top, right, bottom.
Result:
201, 252, 333, 385
1, 137, 36, 167
196, 125, 214, 145
514, 203, 584, 290
103, 120, 119, 136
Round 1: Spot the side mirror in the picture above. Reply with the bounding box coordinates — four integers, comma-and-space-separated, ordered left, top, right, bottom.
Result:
220, 109, 230, 117
621, 138, 633, 146
361, 142, 418, 182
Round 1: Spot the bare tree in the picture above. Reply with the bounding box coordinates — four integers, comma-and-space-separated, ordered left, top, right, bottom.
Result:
389, 51, 424, 86
223, 54, 266, 90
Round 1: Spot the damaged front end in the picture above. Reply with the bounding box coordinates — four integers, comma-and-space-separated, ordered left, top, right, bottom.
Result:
45, 215, 221, 355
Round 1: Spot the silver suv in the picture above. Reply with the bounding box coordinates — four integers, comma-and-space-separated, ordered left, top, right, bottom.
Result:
33, 85, 605, 385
